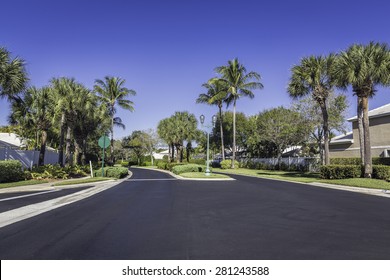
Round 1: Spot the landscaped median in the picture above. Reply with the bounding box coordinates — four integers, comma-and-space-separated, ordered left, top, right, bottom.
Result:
215, 168, 390, 191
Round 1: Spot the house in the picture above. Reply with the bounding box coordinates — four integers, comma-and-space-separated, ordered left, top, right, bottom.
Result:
329, 103, 390, 158
0, 133, 25, 148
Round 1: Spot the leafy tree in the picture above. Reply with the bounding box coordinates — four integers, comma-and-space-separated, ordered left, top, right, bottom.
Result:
0, 47, 28, 101
214, 58, 263, 167
94, 76, 136, 164
197, 78, 227, 160
291, 93, 348, 163
288, 55, 336, 165
122, 131, 148, 165
333, 42, 390, 177
256, 107, 310, 167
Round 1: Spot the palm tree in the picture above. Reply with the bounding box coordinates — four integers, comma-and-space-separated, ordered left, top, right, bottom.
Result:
288, 55, 336, 165
197, 78, 227, 160
94, 76, 136, 164
214, 58, 263, 168
0, 47, 28, 100
333, 42, 390, 178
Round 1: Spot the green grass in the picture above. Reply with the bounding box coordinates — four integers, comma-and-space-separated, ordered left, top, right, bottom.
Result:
0, 180, 49, 189
52, 177, 112, 186
215, 168, 390, 190
179, 172, 231, 179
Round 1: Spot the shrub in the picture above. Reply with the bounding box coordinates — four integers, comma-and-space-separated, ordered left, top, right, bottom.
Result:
220, 159, 240, 169
172, 164, 207, 174
211, 160, 221, 168
372, 165, 390, 181
31, 164, 68, 180
189, 159, 206, 165
0, 160, 24, 183
320, 165, 361, 179
157, 161, 168, 170
120, 161, 129, 167
93, 166, 129, 179
167, 162, 185, 171
330, 157, 390, 166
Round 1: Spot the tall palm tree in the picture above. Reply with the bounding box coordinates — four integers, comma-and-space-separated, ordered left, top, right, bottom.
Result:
288, 55, 336, 165
0, 47, 28, 100
333, 42, 390, 178
197, 78, 227, 160
94, 76, 136, 164
214, 58, 263, 168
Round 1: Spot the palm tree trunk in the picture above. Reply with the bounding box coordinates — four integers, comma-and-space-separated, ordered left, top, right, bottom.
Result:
110, 115, 114, 165
357, 96, 365, 167
38, 130, 48, 166
362, 96, 372, 178
81, 139, 87, 165
58, 113, 65, 166
232, 99, 236, 168
218, 104, 225, 160
65, 126, 72, 166
320, 103, 330, 165
171, 143, 175, 162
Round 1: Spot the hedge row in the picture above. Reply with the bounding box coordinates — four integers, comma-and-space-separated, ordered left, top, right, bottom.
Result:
94, 166, 129, 179
220, 160, 240, 169
0, 160, 24, 183
330, 157, 390, 166
171, 164, 207, 175
320, 164, 390, 180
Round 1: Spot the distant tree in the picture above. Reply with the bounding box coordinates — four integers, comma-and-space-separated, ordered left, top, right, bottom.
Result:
122, 131, 148, 165
333, 42, 390, 178
94, 76, 136, 164
256, 107, 310, 167
214, 58, 263, 167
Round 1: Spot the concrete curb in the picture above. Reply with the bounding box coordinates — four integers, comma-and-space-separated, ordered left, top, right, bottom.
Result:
0, 172, 132, 229
130, 166, 235, 181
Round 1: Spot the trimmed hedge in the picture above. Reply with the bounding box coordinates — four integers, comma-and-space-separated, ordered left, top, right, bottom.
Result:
94, 166, 129, 179
0, 160, 24, 183
372, 165, 390, 181
320, 165, 361, 179
172, 164, 207, 175
330, 157, 390, 166
220, 160, 240, 169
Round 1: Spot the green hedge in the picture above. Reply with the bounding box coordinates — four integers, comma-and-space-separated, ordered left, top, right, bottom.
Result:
171, 164, 207, 175
94, 166, 129, 179
372, 165, 390, 181
189, 159, 206, 165
0, 160, 24, 183
220, 160, 240, 169
320, 165, 361, 179
330, 157, 390, 166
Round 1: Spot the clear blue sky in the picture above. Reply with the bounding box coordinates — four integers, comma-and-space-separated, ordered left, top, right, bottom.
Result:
1, 0, 390, 139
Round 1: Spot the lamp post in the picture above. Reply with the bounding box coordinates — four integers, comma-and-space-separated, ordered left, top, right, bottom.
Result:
200, 114, 217, 175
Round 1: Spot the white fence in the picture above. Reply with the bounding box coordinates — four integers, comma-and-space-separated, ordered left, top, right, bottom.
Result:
0, 147, 61, 169
240, 157, 321, 172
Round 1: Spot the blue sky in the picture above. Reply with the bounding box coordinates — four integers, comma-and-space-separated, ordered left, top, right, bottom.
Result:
1, 0, 390, 139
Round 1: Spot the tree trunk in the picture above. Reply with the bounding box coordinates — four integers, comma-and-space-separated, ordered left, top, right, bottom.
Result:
38, 130, 48, 166
362, 96, 372, 178
186, 142, 191, 162
65, 126, 72, 166
110, 115, 114, 165
58, 113, 65, 166
277, 146, 282, 170
168, 144, 172, 162
232, 99, 236, 168
74, 139, 82, 165
357, 96, 365, 167
81, 139, 87, 165
320, 102, 330, 165
171, 143, 175, 162
219, 104, 225, 160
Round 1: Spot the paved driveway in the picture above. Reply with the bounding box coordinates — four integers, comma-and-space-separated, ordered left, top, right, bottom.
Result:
0, 167, 389, 259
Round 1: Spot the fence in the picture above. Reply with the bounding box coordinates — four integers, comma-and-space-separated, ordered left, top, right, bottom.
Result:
240, 157, 321, 172
0, 147, 61, 169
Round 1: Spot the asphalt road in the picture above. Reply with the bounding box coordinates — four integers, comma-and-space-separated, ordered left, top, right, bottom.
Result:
0, 167, 389, 260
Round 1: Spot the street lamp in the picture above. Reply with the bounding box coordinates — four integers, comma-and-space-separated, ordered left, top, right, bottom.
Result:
200, 114, 217, 175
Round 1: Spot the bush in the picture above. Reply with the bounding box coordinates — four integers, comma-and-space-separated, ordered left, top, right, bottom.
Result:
167, 162, 185, 171
0, 160, 24, 183
94, 166, 129, 179
372, 165, 390, 181
330, 157, 390, 166
120, 161, 129, 167
171, 164, 207, 175
31, 164, 68, 180
220, 160, 240, 169
320, 165, 361, 179
189, 159, 206, 165
157, 161, 168, 170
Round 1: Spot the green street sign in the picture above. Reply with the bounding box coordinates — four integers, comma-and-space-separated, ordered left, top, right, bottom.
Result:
98, 136, 110, 149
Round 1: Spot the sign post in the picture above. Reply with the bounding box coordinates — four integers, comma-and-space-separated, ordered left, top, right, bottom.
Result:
98, 136, 110, 177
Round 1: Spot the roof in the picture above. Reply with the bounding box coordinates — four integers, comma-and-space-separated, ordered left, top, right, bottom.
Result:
330, 131, 354, 144
0, 133, 25, 148
348, 103, 390, 122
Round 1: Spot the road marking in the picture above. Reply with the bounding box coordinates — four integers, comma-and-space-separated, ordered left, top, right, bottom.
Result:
126, 178, 177, 181
0, 190, 60, 202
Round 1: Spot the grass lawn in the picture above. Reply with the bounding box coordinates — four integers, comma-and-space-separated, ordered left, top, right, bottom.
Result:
0, 180, 49, 189
179, 172, 231, 179
215, 168, 390, 190
52, 177, 112, 186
